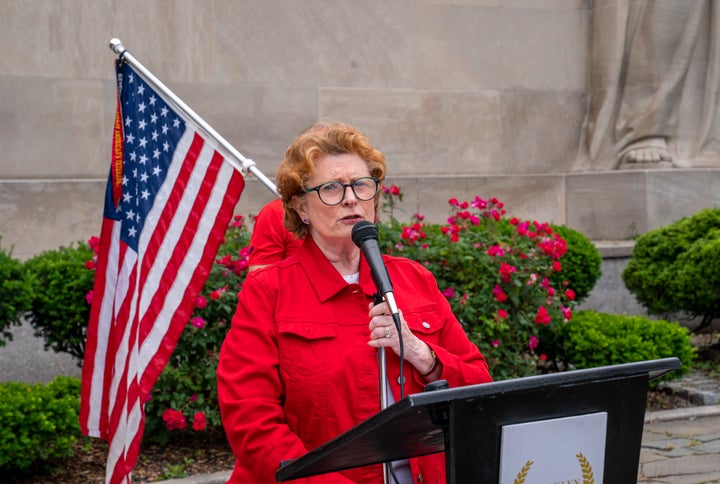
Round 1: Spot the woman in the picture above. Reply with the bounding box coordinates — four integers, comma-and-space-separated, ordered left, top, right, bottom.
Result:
217, 121, 492, 483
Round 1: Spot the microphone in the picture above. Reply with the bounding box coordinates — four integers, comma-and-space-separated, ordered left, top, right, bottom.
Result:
351, 221, 399, 316
353, 220, 407, 403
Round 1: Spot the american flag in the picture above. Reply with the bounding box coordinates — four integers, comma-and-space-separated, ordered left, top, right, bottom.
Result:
79, 60, 244, 484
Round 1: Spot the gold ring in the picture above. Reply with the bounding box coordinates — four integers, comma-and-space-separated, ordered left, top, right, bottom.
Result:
385, 327, 391, 339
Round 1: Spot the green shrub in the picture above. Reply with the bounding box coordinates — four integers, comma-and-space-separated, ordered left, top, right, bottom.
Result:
622, 208, 720, 331
22, 242, 95, 364
0, 376, 81, 472
549, 225, 602, 304
0, 242, 32, 347
558, 310, 695, 380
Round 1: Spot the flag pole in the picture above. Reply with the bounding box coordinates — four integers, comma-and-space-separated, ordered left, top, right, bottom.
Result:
109, 38, 279, 197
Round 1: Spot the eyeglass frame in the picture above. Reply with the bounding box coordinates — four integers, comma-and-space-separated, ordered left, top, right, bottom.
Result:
304, 177, 380, 206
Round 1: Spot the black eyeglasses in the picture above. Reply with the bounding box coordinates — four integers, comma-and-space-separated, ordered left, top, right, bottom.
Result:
305, 177, 380, 206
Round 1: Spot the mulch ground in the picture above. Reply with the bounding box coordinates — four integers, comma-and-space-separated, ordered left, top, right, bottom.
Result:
5, 429, 235, 484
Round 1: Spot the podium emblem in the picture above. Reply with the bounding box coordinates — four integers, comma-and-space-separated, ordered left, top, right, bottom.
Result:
500, 413, 606, 484
512, 452, 595, 484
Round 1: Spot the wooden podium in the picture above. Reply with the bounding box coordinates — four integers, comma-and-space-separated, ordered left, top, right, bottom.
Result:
276, 357, 680, 483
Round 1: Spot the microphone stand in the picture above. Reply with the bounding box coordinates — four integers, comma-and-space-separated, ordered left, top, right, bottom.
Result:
373, 293, 392, 484
377, 347, 391, 483
375, 294, 404, 484
375, 291, 403, 406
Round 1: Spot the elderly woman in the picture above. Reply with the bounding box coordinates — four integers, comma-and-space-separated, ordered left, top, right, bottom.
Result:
217, 121, 492, 483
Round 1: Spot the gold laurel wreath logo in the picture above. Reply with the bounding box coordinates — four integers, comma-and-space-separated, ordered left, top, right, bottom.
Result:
511, 453, 594, 484
576, 452, 595, 484
513, 460, 533, 484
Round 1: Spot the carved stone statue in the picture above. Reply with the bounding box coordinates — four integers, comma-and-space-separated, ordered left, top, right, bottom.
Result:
575, 0, 720, 171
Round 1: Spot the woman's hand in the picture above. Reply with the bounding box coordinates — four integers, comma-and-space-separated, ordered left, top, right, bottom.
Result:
367, 301, 441, 380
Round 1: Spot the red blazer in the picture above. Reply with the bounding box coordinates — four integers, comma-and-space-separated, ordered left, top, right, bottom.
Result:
218, 236, 492, 483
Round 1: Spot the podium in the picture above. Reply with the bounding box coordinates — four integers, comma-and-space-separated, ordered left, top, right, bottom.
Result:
276, 357, 680, 483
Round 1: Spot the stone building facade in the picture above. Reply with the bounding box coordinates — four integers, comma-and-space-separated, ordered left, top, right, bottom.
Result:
1, 0, 719, 260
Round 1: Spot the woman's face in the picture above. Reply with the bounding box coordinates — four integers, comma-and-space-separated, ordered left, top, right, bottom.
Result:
296, 153, 377, 247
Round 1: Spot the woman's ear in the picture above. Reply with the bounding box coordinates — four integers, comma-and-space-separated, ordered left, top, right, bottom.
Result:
292, 196, 308, 222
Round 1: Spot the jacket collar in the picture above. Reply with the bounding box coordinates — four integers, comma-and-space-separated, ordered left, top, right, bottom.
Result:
299, 236, 378, 302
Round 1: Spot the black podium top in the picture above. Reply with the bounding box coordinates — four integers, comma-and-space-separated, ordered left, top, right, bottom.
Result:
276, 357, 680, 481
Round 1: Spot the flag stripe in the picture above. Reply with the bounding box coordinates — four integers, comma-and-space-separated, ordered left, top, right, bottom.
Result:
80, 217, 119, 438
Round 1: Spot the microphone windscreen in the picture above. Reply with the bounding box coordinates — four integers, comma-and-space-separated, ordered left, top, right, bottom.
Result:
351, 221, 378, 247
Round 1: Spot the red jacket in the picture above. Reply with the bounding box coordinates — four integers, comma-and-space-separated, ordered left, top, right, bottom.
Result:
217, 237, 492, 483
248, 199, 302, 267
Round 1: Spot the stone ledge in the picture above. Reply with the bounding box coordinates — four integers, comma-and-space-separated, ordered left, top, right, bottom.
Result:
159, 470, 231, 484
657, 370, 720, 407
593, 240, 635, 259
645, 404, 720, 424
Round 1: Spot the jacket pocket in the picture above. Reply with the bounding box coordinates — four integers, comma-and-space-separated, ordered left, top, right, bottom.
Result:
403, 306, 443, 344
277, 321, 337, 378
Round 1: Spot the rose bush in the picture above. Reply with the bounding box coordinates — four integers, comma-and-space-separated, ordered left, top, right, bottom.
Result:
377, 191, 578, 380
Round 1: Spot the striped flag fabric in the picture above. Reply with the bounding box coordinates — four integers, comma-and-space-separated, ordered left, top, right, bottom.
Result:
79, 60, 245, 484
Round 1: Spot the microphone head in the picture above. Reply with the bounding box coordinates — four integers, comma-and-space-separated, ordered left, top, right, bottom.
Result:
351, 221, 378, 247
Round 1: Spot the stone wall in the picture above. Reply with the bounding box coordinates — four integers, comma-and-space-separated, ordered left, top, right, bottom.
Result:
2, 0, 588, 259
2, 1, 718, 259
577, 242, 646, 316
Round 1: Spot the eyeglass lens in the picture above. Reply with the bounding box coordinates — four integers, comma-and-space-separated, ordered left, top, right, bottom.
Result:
317, 178, 377, 205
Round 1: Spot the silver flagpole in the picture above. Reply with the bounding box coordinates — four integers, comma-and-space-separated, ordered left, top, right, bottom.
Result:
109, 38, 279, 197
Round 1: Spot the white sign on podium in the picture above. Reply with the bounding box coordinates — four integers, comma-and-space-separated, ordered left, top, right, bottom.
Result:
499, 412, 607, 484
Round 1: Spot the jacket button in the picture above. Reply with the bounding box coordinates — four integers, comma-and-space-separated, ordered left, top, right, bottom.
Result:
397, 375, 406, 385
422, 321, 431, 329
